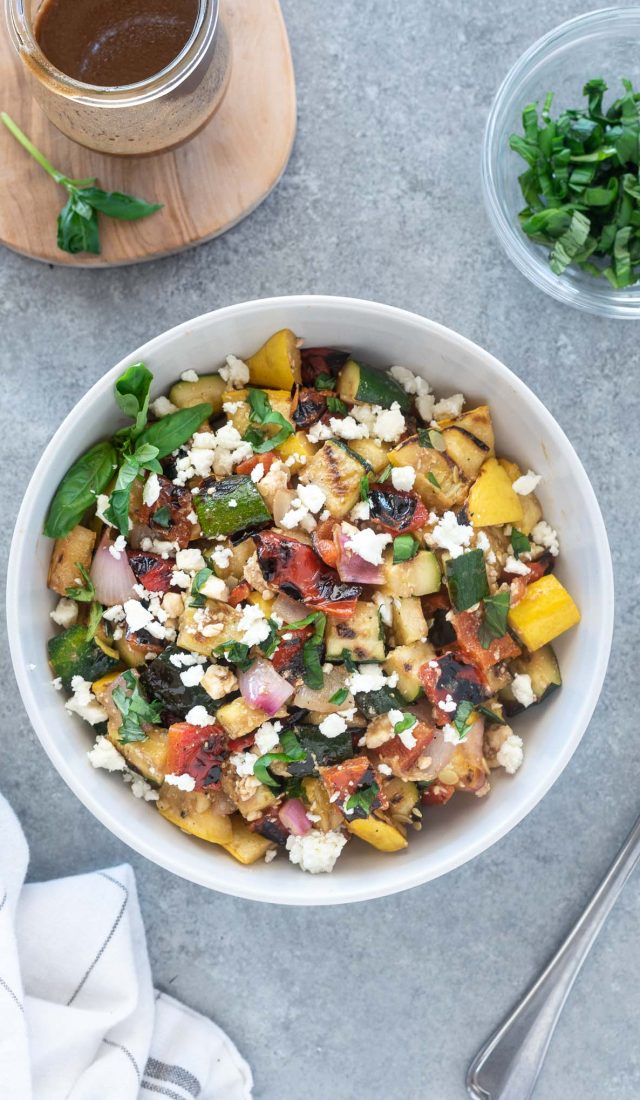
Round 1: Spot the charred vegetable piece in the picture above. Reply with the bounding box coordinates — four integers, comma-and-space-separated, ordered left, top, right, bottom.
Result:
253, 530, 362, 617
451, 609, 521, 670
325, 602, 386, 662
384, 641, 435, 702
105, 722, 167, 785
382, 550, 441, 598
271, 626, 313, 682
377, 722, 435, 773
47, 524, 96, 598
48, 623, 120, 689
165, 722, 227, 789
499, 644, 562, 716
347, 815, 407, 851
302, 440, 368, 518
300, 346, 350, 387
389, 436, 468, 511
169, 373, 226, 414
140, 646, 216, 724
441, 406, 495, 480
428, 607, 457, 649
156, 785, 233, 845
195, 476, 271, 540
138, 475, 194, 548
421, 781, 455, 806
419, 653, 487, 721
250, 807, 290, 846
320, 755, 386, 818
127, 551, 174, 593
337, 358, 412, 413
295, 726, 354, 768
291, 385, 328, 429
445, 549, 490, 611
368, 484, 429, 533
467, 458, 523, 528
354, 685, 406, 720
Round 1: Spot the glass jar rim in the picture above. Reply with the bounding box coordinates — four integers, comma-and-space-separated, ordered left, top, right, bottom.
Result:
5, 0, 219, 105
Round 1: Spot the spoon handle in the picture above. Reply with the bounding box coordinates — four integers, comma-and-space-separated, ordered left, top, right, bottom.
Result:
467, 812, 640, 1100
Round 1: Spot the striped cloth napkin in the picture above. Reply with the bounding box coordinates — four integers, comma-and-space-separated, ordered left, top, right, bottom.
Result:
0, 794, 253, 1100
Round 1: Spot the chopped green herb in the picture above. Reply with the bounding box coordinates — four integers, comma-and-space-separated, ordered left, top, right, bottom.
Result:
478, 591, 511, 649
427, 472, 441, 489
259, 618, 280, 659
453, 699, 475, 740
510, 528, 531, 556
152, 505, 172, 528
476, 704, 507, 726
213, 641, 253, 671
243, 388, 294, 453
315, 374, 336, 391
445, 549, 490, 611
190, 567, 212, 608
112, 669, 162, 744
393, 534, 419, 563
66, 563, 96, 603
345, 782, 379, 816
287, 611, 327, 689
418, 427, 446, 451
393, 712, 417, 736
85, 601, 104, 643
330, 687, 349, 705
378, 464, 392, 483
359, 475, 370, 502
340, 648, 357, 673
253, 730, 307, 788
509, 79, 640, 286
327, 396, 348, 414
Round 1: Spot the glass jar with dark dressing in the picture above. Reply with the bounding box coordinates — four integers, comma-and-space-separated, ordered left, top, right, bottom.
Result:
6, 0, 231, 155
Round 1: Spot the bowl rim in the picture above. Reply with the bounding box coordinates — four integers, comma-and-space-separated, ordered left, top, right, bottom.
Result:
482, 5, 640, 319
6, 294, 615, 904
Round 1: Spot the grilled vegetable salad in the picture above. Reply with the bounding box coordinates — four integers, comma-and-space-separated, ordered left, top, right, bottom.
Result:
45, 330, 580, 874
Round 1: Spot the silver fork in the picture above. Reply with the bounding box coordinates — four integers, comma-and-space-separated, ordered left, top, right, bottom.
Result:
467, 812, 640, 1100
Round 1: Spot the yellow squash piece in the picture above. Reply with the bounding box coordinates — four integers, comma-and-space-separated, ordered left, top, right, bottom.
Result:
247, 590, 274, 618
92, 671, 121, 694
47, 524, 96, 597
223, 388, 292, 436
246, 329, 302, 390
276, 429, 318, 472
347, 814, 408, 852
156, 786, 233, 845
389, 436, 467, 511
508, 574, 581, 651
499, 458, 543, 536
223, 816, 273, 864
442, 405, 495, 480
467, 457, 524, 528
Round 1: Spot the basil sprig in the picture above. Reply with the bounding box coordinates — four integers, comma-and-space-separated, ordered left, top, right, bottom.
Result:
44, 362, 212, 539
243, 389, 294, 453
112, 670, 162, 744
1, 113, 162, 256
287, 612, 327, 689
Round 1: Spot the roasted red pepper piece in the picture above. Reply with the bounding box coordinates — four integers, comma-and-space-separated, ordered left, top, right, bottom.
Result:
377, 722, 434, 771
320, 755, 389, 815
138, 475, 194, 548
235, 453, 276, 477
300, 346, 349, 387
271, 625, 312, 679
228, 580, 251, 607
227, 732, 257, 753
422, 781, 455, 806
253, 530, 361, 616
368, 484, 430, 534
422, 588, 452, 616
291, 385, 327, 429
450, 609, 521, 671
312, 518, 340, 569
419, 653, 487, 725
165, 722, 227, 789
127, 551, 174, 594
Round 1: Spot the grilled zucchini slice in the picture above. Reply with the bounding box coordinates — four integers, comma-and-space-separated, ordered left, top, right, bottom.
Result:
325, 602, 386, 662
301, 440, 364, 518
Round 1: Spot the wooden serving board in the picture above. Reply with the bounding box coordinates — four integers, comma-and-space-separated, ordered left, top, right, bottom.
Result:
0, 0, 296, 266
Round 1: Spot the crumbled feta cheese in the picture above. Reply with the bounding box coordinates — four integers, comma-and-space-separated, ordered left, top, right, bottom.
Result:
171, 570, 191, 590
220, 354, 250, 388
438, 694, 456, 714
52, 676, 63, 691
95, 493, 116, 527
343, 525, 392, 565
264, 848, 277, 863
180, 664, 205, 688
125, 773, 159, 801
433, 393, 464, 419
229, 751, 258, 777
504, 555, 531, 576
164, 772, 197, 791
319, 713, 348, 738
497, 732, 524, 774
286, 830, 347, 873
109, 535, 127, 560
150, 395, 178, 418
416, 391, 436, 421
531, 520, 559, 556
200, 575, 229, 601
103, 604, 125, 623
237, 603, 272, 647
223, 400, 244, 415
201, 663, 237, 700
88, 735, 126, 772
349, 501, 371, 522
307, 420, 333, 443
389, 365, 422, 395
181, 369, 200, 383
175, 548, 206, 573
250, 462, 265, 483
391, 466, 416, 491
254, 720, 282, 756
347, 664, 397, 694
373, 591, 393, 626
511, 673, 536, 708
378, 763, 393, 776
373, 403, 406, 443
50, 597, 78, 628
185, 704, 217, 726
161, 592, 184, 618
398, 726, 417, 749
428, 511, 474, 558
475, 530, 497, 564
329, 415, 369, 440
443, 723, 461, 744
142, 472, 161, 507
66, 676, 108, 726
209, 545, 233, 570
512, 470, 542, 496
297, 483, 327, 513
123, 599, 153, 633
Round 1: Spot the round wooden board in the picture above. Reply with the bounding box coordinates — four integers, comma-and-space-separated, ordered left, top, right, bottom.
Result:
0, 0, 296, 266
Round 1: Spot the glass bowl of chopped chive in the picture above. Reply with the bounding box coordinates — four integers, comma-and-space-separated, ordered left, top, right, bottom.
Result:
482, 6, 640, 317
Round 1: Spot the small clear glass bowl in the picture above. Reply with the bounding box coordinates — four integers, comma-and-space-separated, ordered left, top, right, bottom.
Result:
482, 6, 640, 319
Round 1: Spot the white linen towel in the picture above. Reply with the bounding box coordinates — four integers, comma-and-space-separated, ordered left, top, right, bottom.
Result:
0, 794, 253, 1100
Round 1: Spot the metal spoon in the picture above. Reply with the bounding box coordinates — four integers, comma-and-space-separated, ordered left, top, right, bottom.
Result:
467, 812, 640, 1100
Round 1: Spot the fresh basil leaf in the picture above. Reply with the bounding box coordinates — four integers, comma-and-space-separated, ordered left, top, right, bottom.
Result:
330, 687, 349, 705
393, 713, 417, 736
345, 783, 379, 816
315, 374, 336, 390
57, 193, 100, 255
152, 505, 171, 528
65, 562, 96, 603
213, 641, 253, 671
44, 440, 117, 538
427, 471, 441, 489
244, 388, 293, 452
327, 396, 347, 414
453, 700, 475, 740
104, 455, 141, 536
114, 364, 153, 433
113, 669, 161, 744
478, 591, 511, 649
393, 535, 419, 563
445, 549, 489, 611
137, 403, 212, 458
378, 464, 392, 483
253, 731, 306, 788
510, 528, 531, 556
79, 187, 163, 221
85, 601, 103, 642
359, 475, 370, 502
259, 619, 280, 659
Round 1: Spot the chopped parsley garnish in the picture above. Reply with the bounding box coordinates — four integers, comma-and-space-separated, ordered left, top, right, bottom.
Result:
393, 712, 417, 736
510, 527, 531, 556
427, 471, 441, 489
510, 80, 640, 287
418, 427, 445, 451
112, 669, 162, 744
190, 567, 212, 608
315, 373, 336, 391
453, 699, 475, 740
327, 396, 348, 414
345, 782, 379, 816
243, 388, 294, 453
287, 611, 327, 690
253, 730, 307, 788
359, 474, 370, 502
478, 591, 511, 649
393, 534, 419, 563
329, 687, 349, 705
213, 641, 253, 671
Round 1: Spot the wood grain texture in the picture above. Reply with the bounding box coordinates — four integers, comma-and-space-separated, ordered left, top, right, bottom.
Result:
0, 0, 296, 266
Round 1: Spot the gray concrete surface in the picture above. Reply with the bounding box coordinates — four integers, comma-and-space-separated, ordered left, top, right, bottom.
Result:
1, 1, 638, 1097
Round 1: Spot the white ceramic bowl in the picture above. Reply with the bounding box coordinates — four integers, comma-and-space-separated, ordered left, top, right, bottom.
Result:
7, 296, 613, 905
